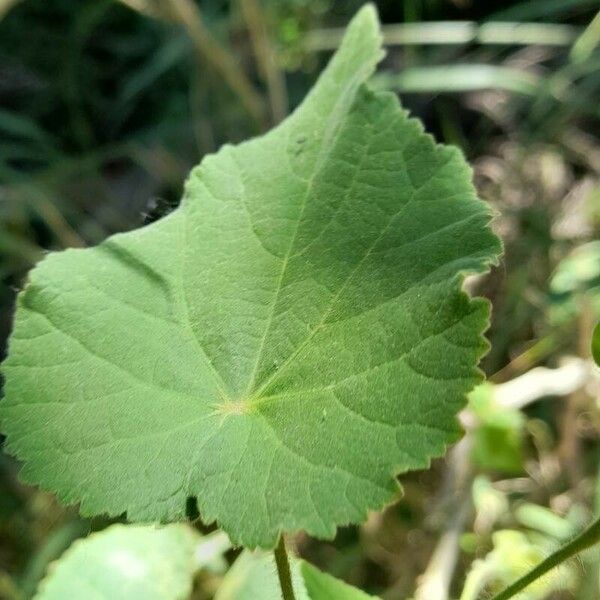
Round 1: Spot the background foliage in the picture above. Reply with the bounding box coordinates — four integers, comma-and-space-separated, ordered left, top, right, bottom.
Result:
0, 1, 598, 599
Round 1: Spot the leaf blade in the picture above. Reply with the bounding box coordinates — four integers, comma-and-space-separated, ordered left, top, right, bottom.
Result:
0, 4, 502, 548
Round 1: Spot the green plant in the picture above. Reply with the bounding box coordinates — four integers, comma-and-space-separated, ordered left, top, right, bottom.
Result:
19, 4, 600, 599
490, 517, 600, 600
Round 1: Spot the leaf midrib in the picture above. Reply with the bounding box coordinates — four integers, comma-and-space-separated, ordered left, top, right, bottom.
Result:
240, 77, 380, 400
249, 151, 460, 401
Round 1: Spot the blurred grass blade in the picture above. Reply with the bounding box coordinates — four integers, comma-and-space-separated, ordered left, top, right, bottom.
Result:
0, 228, 43, 265
306, 21, 579, 51
165, 0, 266, 126
19, 520, 89, 599
478, 22, 578, 46
0, 0, 22, 21
514, 504, 576, 540
491, 0, 599, 21
120, 35, 190, 104
374, 65, 541, 95
24, 189, 85, 248
240, 0, 288, 123
117, 0, 172, 21
117, 0, 266, 126
382, 21, 473, 45
570, 10, 600, 63
0, 109, 58, 147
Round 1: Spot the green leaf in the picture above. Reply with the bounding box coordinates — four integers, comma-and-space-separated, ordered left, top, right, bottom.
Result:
215, 551, 377, 600
548, 241, 600, 326
469, 384, 525, 474
0, 4, 501, 548
301, 561, 376, 599
592, 322, 600, 366
34, 524, 217, 600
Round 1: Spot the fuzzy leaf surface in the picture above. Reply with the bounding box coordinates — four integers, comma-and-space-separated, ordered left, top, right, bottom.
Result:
0, 5, 501, 548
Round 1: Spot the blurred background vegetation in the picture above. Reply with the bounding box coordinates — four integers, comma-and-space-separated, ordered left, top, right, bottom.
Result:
0, 0, 599, 599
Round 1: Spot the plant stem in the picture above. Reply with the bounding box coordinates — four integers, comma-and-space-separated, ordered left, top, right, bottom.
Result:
415, 439, 473, 600
120, 0, 266, 126
165, 0, 266, 128
274, 535, 296, 600
240, 0, 288, 123
491, 516, 600, 600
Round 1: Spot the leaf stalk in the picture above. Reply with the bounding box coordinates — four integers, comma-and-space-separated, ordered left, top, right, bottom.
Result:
274, 535, 296, 600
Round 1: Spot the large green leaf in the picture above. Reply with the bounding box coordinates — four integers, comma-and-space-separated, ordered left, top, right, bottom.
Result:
0, 4, 501, 548
34, 524, 223, 600
215, 550, 377, 600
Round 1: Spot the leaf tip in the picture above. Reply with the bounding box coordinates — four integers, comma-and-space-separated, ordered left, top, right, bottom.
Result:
339, 2, 385, 66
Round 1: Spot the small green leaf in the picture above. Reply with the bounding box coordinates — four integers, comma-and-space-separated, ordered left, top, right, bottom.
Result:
215, 551, 377, 600
548, 241, 600, 326
0, 4, 501, 548
34, 524, 208, 600
301, 561, 376, 599
469, 384, 524, 474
